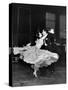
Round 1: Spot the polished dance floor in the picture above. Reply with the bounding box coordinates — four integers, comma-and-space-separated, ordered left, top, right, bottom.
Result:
12, 57, 66, 86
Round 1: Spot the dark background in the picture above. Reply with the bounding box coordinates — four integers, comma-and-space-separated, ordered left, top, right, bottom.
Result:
9, 3, 66, 47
